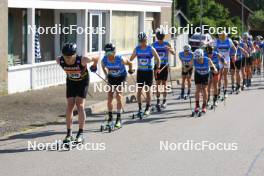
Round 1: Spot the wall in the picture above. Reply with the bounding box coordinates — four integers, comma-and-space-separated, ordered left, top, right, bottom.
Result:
0, 0, 8, 95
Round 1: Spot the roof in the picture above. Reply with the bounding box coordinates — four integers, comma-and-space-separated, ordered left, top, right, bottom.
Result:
175, 10, 190, 24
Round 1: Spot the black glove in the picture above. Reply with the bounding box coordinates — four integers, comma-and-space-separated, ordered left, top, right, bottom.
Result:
128, 69, 135, 75
90, 65, 97, 73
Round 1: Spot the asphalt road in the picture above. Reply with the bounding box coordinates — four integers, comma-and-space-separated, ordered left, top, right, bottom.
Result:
0, 74, 264, 176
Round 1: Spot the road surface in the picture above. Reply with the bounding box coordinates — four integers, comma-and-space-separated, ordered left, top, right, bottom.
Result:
0, 75, 264, 176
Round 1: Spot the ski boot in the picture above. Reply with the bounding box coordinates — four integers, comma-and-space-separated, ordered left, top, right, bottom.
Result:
115, 117, 122, 129
231, 85, 235, 94
161, 100, 167, 109
75, 132, 84, 144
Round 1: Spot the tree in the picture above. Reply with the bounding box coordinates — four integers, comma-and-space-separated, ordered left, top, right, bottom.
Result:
249, 10, 264, 30
186, 0, 244, 36
244, 0, 264, 11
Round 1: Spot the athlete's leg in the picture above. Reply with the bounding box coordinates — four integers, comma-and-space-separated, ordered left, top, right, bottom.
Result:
187, 73, 192, 95
76, 97, 86, 130
181, 75, 187, 97
156, 80, 161, 104
162, 80, 167, 101
223, 68, 228, 90
66, 98, 75, 134
137, 87, 143, 111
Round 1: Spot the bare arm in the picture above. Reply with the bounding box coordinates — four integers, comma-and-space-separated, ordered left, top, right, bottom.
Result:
122, 57, 133, 71
81, 56, 99, 67
152, 47, 161, 69
55, 56, 60, 64
166, 43, 175, 55
239, 47, 249, 58
209, 59, 218, 73
129, 48, 137, 62
101, 60, 108, 76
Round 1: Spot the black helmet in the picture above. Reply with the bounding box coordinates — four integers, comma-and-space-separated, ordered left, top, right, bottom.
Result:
156, 29, 165, 40
205, 45, 214, 54
138, 32, 147, 42
104, 43, 116, 52
62, 43, 77, 56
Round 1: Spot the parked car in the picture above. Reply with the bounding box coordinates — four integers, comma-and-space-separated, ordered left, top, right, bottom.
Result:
189, 33, 214, 50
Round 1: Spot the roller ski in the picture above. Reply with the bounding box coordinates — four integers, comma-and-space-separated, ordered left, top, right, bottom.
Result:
100, 116, 115, 133
151, 104, 161, 112
184, 90, 191, 100
177, 89, 185, 100
161, 100, 167, 109
57, 133, 84, 150
132, 108, 151, 120
230, 85, 235, 94
191, 106, 202, 117
235, 85, 241, 94
220, 89, 228, 102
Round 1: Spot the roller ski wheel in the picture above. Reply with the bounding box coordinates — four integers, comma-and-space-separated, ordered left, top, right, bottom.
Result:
155, 104, 161, 112
75, 134, 85, 145
56, 136, 76, 150
191, 110, 202, 117
132, 111, 144, 120
191, 107, 201, 118
100, 120, 114, 133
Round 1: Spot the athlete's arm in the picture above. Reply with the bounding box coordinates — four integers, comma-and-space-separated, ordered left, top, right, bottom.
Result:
209, 59, 218, 74
122, 58, 133, 72
129, 48, 137, 62
81, 56, 99, 67
55, 57, 60, 64
166, 43, 175, 55
152, 47, 161, 69
101, 60, 108, 76
239, 47, 249, 58
217, 53, 227, 66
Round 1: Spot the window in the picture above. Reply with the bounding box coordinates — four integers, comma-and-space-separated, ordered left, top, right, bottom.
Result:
60, 13, 77, 50
87, 12, 107, 53
8, 8, 27, 66
112, 11, 139, 51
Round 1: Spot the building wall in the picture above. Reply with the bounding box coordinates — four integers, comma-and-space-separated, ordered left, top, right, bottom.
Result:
160, 6, 172, 39
0, 0, 8, 95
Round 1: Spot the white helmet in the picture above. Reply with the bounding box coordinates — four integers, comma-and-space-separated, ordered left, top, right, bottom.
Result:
183, 44, 191, 51
194, 49, 204, 59
243, 32, 249, 38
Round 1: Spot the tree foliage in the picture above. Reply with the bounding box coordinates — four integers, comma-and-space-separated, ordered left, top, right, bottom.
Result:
249, 10, 264, 29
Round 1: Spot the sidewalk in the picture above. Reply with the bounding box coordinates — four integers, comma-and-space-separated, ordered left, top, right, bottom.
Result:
0, 68, 181, 137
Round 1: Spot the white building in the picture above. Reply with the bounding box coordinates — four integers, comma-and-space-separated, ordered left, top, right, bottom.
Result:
0, 0, 188, 94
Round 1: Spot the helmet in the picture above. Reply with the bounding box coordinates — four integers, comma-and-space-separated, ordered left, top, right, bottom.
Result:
194, 49, 204, 59
156, 29, 165, 40
242, 32, 249, 38
205, 45, 214, 54
138, 32, 147, 42
104, 43, 116, 52
62, 43, 77, 56
183, 44, 191, 52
